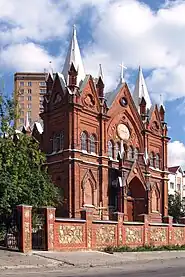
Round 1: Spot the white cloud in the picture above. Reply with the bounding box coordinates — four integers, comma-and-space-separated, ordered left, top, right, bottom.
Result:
168, 141, 185, 168
147, 65, 185, 101
0, 43, 60, 72
0, 0, 70, 44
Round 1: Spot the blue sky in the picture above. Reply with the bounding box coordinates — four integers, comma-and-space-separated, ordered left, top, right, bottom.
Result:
0, 0, 185, 167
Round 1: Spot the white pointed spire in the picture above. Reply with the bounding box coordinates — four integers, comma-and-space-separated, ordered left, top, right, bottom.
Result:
62, 25, 85, 86
159, 94, 165, 110
133, 66, 152, 111
25, 112, 30, 131
98, 64, 103, 80
48, 61, 53, 79
45, 61, 54, 81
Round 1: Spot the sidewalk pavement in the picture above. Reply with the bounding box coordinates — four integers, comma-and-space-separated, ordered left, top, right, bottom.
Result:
1, 248, 185, 271
33, 250, 185, 268
0, 248, 62, 270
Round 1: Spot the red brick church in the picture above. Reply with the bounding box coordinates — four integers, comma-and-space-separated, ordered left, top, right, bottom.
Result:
36, 26, 169, 222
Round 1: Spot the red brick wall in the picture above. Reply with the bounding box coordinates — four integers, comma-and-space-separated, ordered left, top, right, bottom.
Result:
16, 206, 185, 252
50, 211, 185, 251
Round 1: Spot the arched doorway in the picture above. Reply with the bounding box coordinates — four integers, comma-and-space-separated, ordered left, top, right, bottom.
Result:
127, 177, 147, 221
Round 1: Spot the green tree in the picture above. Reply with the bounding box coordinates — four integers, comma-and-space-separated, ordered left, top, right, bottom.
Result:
0, 94, 61, 232
168, 192, 185, 223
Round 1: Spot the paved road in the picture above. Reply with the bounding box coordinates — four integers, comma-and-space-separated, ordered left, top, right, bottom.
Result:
1, 258, 185, 277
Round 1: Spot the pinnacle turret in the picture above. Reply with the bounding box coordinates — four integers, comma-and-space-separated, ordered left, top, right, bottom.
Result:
62, 25, 85, 86
133, 67, 152, 112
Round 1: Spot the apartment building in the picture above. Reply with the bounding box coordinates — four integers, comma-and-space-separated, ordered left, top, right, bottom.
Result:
168, 166, 185, 200
14, 73, 46, 129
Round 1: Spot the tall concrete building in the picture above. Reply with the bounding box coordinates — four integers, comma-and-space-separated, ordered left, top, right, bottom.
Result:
14, 72, 46, 129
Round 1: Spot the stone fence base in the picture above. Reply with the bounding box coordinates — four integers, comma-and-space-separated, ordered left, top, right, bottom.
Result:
17, 205, 185, 252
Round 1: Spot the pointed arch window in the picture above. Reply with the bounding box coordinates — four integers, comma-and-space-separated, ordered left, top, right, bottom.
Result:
128, 146, 134, 161
150, 152, 155, 167
59, 131, 64, 150
115, 142, 120, 160
108, 140, 114, 158
81, 131, 88, 152
52, 134, 57, 152
90, 134, 96, 154
135, 148, 139, 160
155, 154, 160, 169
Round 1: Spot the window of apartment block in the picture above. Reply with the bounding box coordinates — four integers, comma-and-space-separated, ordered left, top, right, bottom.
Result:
27, 96, 32, 101
20, 118, 24, 124
170, 182, 174, 189
19, 96, 24, 101
20, 82, 24, 86
39, 82, 46, 86
21, 110, 24, 116
27, 103, 32, 109
28, 82, 32, 86
28, 89, 32, 94
19, 89, 24, 94
28, 111, 31, 117
40, 89, 46, 93
20, 103, 24, 109
177, 184, 181, 191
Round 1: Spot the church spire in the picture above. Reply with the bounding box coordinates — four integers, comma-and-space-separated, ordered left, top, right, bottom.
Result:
48, 61, 53, 79
98, 64, 103, 80
159, 93, 165, 110
45, 61, 54, 81
25, 112, 30, 130
62, 25, 85, 86
133, 66, 152, 112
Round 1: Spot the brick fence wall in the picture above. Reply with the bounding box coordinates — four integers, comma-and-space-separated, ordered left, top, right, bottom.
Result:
18, 205, 185, 252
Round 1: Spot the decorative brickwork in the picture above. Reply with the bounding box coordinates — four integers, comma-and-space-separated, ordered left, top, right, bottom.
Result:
95, 225, 116, 246
150, 227, 167, 245
126, 227, 143, 244
173, 228, 184, 244
14, 206, 185, 252
59, 225, 83, 244
17, 205, 32, 253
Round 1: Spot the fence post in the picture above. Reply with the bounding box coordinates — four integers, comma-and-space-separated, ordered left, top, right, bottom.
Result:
114, 212, 124, 246
44, 207, 56, 251
17, 205, 32, 253
138, 214, 149, 246
81, 207, 93, 250
163, 216, 173, 245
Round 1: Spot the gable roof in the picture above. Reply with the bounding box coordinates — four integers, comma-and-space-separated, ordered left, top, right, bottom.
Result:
105, 82, 123, 108
168, 166, 181, 174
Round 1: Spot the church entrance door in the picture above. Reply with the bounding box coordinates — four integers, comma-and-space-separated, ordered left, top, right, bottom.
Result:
127, 177, 146, 221
127, 198, 134, 221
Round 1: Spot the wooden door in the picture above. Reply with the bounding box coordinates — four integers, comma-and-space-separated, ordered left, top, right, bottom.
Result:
127, 199, 134, 221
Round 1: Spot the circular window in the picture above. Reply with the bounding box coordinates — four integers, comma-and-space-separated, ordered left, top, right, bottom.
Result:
120, 97, 127, 107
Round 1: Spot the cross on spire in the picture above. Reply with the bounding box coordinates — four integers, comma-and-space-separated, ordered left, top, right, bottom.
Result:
119, 62, 127, 83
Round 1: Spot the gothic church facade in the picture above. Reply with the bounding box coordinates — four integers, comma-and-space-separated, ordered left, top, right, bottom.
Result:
40, 27, 169, 222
